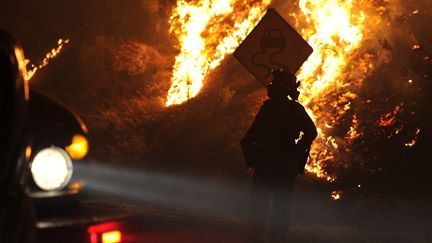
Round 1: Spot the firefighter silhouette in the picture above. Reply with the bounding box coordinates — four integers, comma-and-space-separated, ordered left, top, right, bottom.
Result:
241, 69, 317, 243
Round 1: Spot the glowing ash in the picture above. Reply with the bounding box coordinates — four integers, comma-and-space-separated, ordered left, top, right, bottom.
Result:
331, 190, 342, 200
26, 38, 70, 81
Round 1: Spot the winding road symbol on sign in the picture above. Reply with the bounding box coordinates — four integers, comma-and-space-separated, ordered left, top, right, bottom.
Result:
251, 29, 288, 78
234, 8, 313, 86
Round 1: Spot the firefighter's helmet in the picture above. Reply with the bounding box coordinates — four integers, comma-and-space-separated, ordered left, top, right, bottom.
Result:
268, 68, 300, 100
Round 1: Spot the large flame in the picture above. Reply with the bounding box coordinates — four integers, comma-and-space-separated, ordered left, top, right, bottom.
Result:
296, 0, 371, 180
166, 0, 271, 106
166, 0, 381, 180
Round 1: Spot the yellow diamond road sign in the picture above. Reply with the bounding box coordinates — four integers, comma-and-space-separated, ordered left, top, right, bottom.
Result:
234, 8, 313, 86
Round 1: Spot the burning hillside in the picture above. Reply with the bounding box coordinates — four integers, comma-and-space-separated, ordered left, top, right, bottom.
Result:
9, 0, 431, 197
163, 0, 420, 182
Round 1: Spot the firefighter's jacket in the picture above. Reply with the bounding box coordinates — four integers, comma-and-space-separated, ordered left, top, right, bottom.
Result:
241, 98, 317, 175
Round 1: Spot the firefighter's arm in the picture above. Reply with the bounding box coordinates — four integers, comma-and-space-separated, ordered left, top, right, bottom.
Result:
294, 106, 317, 174
297, 106, 318, 152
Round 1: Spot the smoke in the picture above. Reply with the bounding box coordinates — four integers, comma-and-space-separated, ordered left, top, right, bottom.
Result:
72, 0, 432, 197
325, 0, 432, 196
2, 0, 430, 197
112, 41, 168, 76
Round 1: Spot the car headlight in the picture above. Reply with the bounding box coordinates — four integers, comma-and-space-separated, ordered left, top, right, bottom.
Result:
30, 146, 73, 191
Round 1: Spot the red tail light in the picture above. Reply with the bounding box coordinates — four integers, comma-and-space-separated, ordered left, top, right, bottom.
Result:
88, 222, 122, 243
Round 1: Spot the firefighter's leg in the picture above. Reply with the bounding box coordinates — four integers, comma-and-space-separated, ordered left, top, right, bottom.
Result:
248, 178, 271, 243
269, 183, 294, 243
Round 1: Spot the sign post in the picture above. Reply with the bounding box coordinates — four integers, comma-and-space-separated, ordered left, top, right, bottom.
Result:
234, 8, 313, 86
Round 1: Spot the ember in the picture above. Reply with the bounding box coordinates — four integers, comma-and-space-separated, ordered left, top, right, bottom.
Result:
405, 128, 421, 147
331, 190, 342, 200
26, 38, 70, 81
378, 104, 402, 127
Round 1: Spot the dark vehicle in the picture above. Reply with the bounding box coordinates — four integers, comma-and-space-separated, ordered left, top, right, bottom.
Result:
0, 30, 126, 243
26, 88, 89, 199
28, 89, 130, 243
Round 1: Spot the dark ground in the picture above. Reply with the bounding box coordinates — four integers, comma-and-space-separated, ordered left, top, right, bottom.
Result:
37, 189, 430, 243
38, 163, 432, 243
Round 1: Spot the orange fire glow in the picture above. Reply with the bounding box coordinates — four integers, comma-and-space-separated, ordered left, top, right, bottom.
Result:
166, 1, 384, 181
405, 128, 420, 147
26, 38, 70, 81
294, 0, 380, 181
166, 0, 271, 106
331, 190, 342, 200
346, 114, 361, 144
378, 104, 402, 127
